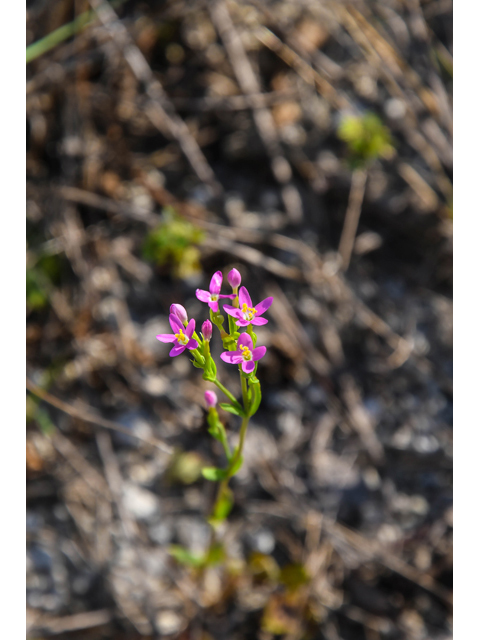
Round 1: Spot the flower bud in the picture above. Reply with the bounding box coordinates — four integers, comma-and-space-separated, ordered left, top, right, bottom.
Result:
204, 390, 218, 409
227, 268, 241, 289
202, 319, 213, 341
170, 304, 188, 326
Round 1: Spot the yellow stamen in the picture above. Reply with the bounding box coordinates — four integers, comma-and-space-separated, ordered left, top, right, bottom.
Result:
239, 344, 252, 360
241, 303, 257, 321
175, 329, 188, 345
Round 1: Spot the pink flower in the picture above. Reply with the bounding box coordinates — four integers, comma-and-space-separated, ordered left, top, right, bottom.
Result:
202, 319, 213, 341
227, 268, 241, 289
223, 287, 273, 327
204, 390, 218, 409
196, 271, 234, 313
170, 303, 188, 325
220, 333, 266, 374
156, 314, 198, 357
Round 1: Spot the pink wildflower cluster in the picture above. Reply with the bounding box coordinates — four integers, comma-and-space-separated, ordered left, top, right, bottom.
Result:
155, 269, 271, 374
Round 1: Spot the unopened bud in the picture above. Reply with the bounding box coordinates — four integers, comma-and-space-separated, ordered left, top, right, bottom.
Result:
227, 268, 241, 289
170, 304, 188, 325
204, 390, 218, 409
202, 319, 213, 341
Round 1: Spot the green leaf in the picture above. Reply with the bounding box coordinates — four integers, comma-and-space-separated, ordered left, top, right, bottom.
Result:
205, 542, 225, 567
202, 466, 228, 481
219, 403, 245, 417
207, 421, 218, 432
228, 455, 243, 477
228, 314, 237, 336
207, 426, 221, 442
169, 545, 204, 568
192, 360, 204, 369
36, 408, 55, 436
248, 380, 262, 416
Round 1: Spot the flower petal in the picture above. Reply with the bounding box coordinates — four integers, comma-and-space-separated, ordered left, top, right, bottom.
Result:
218, 294, 236, 299
186, 338, 198, 349
242, 360, 256, 373
169, 344, 186, 357
196, 289, 211, 303
235, 319, 250, 327
251, 316, 268, 326
208, 300, 219, 312
156, 333, 176, 343
252, 346, 267, 361
209, 271, 223, 295
237, 333, 253, 350
185, 318, 196, 338
223, 305, 243, 319
169, 314, 184, 333
238, 286, 252, 308
220, 351, 243, 364
255, 297, 273, 315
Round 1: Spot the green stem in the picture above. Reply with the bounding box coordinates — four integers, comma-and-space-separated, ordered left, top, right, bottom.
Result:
247, 323, 257, 347
228, 415, 249, 477
217, 425, 231, 460
203, 339, 210, 359
240, 373, 249, 414
205, 412, 251, 562
212, 378, 240, 408
228, 313, 236, 339
208, 413, 249, 523
26, 0, 126, 64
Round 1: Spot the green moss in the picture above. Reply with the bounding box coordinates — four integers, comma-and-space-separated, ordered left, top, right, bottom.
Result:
142, 207, 204, 279
338, 112, 394, 168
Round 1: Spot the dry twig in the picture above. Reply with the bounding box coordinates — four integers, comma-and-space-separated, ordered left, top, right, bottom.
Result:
338, 168, 368, 270
207, 0, 304, 223
29, 609, 113, 636
88, 0, 222, 194
26, 377, 174, 454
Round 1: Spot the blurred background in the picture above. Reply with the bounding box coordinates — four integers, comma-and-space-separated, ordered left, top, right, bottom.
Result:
26, 0, 452, 638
